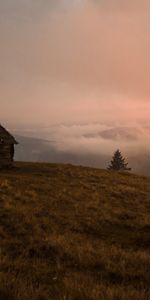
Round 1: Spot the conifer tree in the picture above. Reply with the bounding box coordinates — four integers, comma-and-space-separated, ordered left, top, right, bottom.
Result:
108, 149, 131, 171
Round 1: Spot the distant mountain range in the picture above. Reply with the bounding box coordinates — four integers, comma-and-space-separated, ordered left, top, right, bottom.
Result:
14, 135, 59, 162
83, 126, 142, 141
14, 134, 111, 172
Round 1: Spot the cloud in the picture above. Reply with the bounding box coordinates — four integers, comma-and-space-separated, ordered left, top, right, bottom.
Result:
0, 0, 150, 125
93, 0, 150, 12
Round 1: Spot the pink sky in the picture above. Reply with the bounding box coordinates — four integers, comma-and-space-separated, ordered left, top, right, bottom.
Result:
0, 0, 150, 125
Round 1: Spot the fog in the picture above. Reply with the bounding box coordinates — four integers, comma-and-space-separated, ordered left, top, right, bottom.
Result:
13, 122, 150, 175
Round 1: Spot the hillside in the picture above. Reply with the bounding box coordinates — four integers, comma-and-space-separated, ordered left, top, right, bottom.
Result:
0, 162, 150, 300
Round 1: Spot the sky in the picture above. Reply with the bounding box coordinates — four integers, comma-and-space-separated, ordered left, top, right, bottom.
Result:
1, 0, 150, 126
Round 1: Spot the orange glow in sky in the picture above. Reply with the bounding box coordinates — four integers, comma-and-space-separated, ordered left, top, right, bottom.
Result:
0, 0, 150, 125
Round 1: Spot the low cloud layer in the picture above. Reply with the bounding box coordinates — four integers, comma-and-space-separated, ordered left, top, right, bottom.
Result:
14, 122, 150, 175
0, 0, 150, 126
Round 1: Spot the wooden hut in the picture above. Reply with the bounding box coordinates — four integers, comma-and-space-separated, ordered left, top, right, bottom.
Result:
0, 124, 18, 167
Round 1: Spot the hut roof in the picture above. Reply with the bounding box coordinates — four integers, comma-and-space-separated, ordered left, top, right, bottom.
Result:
0, 125, 18, 144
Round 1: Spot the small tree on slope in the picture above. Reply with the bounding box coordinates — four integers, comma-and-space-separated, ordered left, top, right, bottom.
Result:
108, 149, 131, 171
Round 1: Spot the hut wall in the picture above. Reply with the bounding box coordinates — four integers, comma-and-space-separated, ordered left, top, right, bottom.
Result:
0, 144, 12, 166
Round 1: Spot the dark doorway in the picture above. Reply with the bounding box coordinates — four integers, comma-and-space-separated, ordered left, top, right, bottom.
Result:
10, 144, 14, 161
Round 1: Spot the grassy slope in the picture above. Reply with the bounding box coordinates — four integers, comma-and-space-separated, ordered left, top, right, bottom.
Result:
0, 162, 150, 300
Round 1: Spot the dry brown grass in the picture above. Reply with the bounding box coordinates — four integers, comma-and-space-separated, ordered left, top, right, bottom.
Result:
0, 162, 150, 300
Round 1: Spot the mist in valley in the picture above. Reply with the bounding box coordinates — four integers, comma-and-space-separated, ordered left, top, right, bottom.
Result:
12, 122, 150, 176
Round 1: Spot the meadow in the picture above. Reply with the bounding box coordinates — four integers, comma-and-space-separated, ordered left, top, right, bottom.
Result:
0, 162, 150, 300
